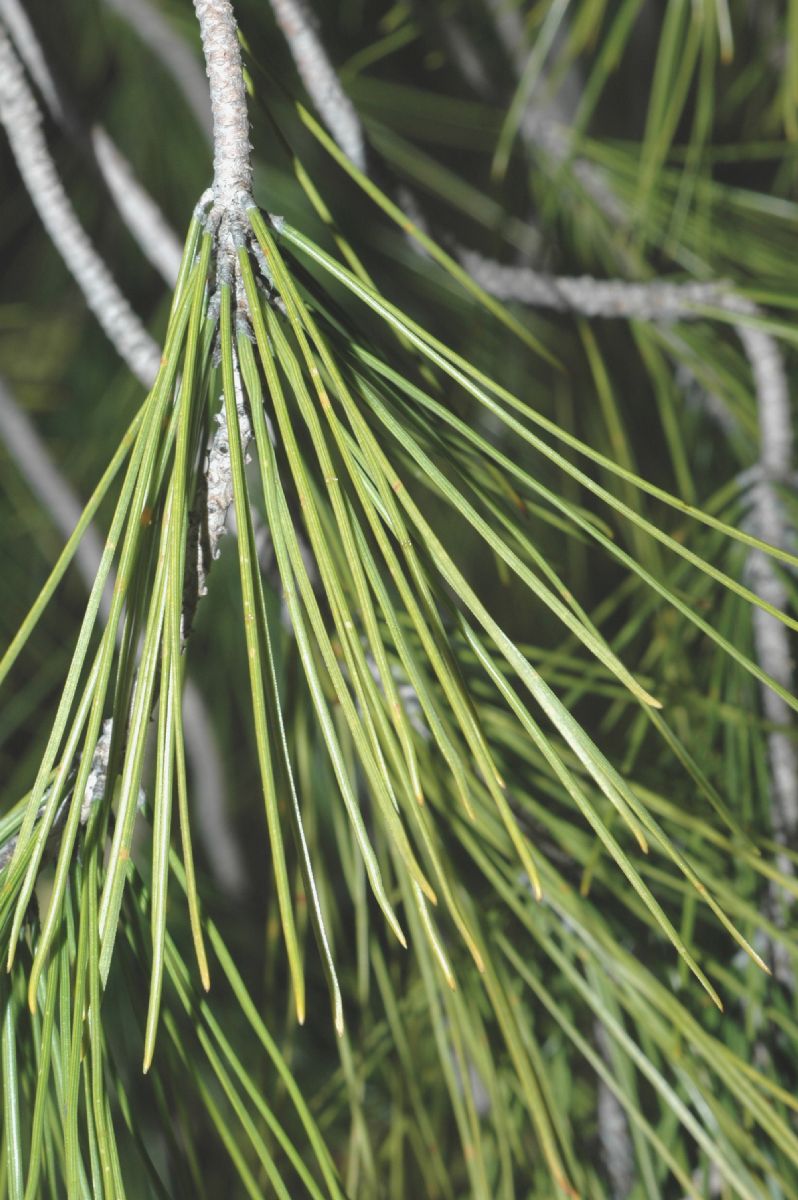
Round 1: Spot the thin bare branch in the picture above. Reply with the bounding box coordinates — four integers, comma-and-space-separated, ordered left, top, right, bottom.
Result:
0, 26, 161, 387
2, 0, 183, 286
269, 0, 367, 171
483, 0, 625, 222
0, 375, 111, 619
595, 1022, 634, 1200
716, 303, 798, 908
0, 0, 59, 113
458, 251, 726, 319
193, 0, 252, 208
737, 336, 798, 979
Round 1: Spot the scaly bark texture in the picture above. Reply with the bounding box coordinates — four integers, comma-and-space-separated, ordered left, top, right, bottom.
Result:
193, 0, 252, 209
456, 253, 726, 319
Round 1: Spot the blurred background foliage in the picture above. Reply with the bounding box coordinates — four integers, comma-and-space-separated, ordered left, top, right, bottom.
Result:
2, 1, 798, 1197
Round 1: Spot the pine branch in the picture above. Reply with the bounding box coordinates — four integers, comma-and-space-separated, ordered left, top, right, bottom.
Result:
0, 25, 161, 387
0, 31, 243, 613
0, 0, 60, 113
1, 4, 253, 614
269, 0, 367, 171
0, 2, 257, 891
194, 0, 252, 210
734, 317, 798, 976
595, 1021, 635, 1200
0, 2, 266, 907
483, 0, 625, 222
456, 251, 727, 319
2, 0, 183, 286
0, 375, 111, 621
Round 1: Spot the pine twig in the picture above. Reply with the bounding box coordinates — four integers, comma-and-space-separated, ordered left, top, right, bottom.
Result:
268, 0, 367, 171
0, 375, 111, 620
194, 0, 252, 211
733, 318, 798, 978
268, 0, 435, 246
1, 0, 183, 286
456, 251, 727, 320
696, 301, 797, 901
1, 2, 264, 896
0, 0, 256, 891
595, 1022, 634, 1200
0, 0, 59, 113
482, 0, 625, 224
0, 5, 247, 605
2, 4, 254, 598
0, 25, 161, 387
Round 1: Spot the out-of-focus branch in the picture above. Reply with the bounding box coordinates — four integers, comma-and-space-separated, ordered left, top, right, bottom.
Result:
482, 0, 625, 223
461, 244, 797, 961
0, 376, 111, 620
0, 0, 60, 112
456, 252, 727, 320
595, 1022, 634, 1200
269, 0, 367, 171
0, 26, 161, 387
267, 0, 432, 246
2, 0, 183, 285
733, 319, 797, 978
103, 0, 213, 140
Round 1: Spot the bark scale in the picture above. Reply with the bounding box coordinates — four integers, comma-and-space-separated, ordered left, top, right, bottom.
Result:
193, 0, 252, 210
